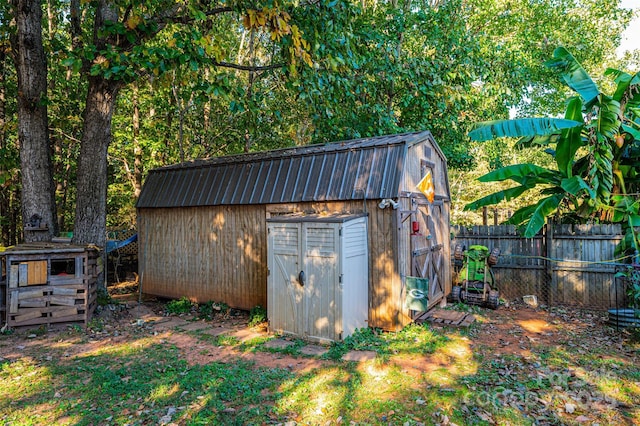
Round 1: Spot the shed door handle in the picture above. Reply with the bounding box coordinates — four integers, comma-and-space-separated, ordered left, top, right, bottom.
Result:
298, 270, 305, 286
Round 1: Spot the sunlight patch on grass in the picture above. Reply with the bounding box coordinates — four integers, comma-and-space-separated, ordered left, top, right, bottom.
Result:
440, 337, 473, 360
434, 335, 478, 376
277, 366, 352, 421
71, 336, 158, 359
148, 382, 182, 402
360, 362, 390, 379
423, 367, 459, 386
0, 359, 52, 403
356, 363, 410, 395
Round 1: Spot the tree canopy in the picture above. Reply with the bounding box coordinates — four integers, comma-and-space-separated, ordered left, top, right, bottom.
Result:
0, 0, 636, 246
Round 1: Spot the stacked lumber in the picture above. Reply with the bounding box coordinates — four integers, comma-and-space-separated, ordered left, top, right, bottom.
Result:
414, 308, 476, 327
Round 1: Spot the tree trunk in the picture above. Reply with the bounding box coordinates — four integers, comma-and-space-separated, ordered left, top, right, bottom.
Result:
11, 0, 57, 242
0, 44, 11, 245
72, 76, 121, 246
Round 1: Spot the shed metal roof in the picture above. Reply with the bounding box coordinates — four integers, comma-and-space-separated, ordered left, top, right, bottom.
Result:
137, 131, 436, 208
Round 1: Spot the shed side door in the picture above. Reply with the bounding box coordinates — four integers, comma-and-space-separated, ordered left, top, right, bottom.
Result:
267, 223, 303, 336
303, 223, 340, 342
411, 200, 445, 310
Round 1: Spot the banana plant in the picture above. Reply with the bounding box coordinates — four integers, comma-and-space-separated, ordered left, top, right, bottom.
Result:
465, 47, 640, 239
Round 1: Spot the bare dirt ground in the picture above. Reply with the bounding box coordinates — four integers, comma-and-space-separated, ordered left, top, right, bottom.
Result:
1, 287, 634, 376
1, 282, 639, 425
0, 282, 331, 374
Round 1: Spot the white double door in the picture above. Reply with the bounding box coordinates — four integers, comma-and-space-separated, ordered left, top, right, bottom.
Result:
268, 222, 342, 342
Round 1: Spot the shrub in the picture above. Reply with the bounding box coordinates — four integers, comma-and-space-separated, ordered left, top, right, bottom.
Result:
249, 305, 267, 327
166, 297, 193, 314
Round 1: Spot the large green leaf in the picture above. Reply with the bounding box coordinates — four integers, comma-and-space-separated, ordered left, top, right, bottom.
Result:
604, 68, 633, 102
505, 204, 538, 227
546, 47, 599, 105
555, 97, 584, 177
463, 185, 531, 211
604, 70, 640, 112
468, 118, 582, 142
478, 163, 557, 184
561, 176, 595, 199
611, 195, 640, 222
596, 97, 621, 139
516, 134, 560, 148
522, 194, 565, 238
628, 107, 640, 120
622, 124, 640, 141
615, 229, 637, 256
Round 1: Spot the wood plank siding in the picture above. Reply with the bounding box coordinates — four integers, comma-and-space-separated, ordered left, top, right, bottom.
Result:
138, 205, 267, 310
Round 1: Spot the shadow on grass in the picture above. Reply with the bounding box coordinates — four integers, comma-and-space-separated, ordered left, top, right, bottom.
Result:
1, 312, 639, 425
0, 336, 296, 425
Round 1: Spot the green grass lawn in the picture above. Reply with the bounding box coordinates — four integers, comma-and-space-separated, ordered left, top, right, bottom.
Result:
1, 304, 639, 425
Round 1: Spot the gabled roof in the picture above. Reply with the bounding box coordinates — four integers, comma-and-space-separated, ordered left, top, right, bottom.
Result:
137, 131, 436, 208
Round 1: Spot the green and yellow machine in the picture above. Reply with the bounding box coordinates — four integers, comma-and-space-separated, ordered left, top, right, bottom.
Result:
452, 245, 500, 309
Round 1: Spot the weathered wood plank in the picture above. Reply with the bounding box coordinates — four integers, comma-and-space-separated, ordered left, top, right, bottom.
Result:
14, 310, 45, 323
19, 298, 48, 308
430, 310, 466, 322
9, 265, 19, 288
49, 276, 85, 285
18, 263, 28, 287
459, 314, 476, 327
49, 313, 85, 323
18, 288, 46, 300
49, 295, 78, 306
51, 287, 80, 296
51, 307, 79, 318
9, 291, 18, 314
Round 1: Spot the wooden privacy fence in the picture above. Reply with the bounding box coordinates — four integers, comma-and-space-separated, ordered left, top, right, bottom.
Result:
451, 223, 627, 310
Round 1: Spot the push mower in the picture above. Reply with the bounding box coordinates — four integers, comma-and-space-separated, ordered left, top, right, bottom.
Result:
451, 244, 500, 309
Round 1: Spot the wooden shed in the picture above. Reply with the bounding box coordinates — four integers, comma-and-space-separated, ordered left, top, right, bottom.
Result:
0, 243, 99, 327
136, 131, 451, 331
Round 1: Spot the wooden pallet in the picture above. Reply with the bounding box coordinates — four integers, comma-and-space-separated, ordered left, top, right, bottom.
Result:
414, 308, 476, 327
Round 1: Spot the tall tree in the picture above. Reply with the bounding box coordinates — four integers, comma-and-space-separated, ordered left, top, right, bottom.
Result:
10, 0, 57, 242
72, 1, 123, 246
63, 0, 315, 246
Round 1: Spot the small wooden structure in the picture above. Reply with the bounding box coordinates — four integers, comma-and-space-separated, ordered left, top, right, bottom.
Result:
0, 243, 99, 327
137, 131, 451, 331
